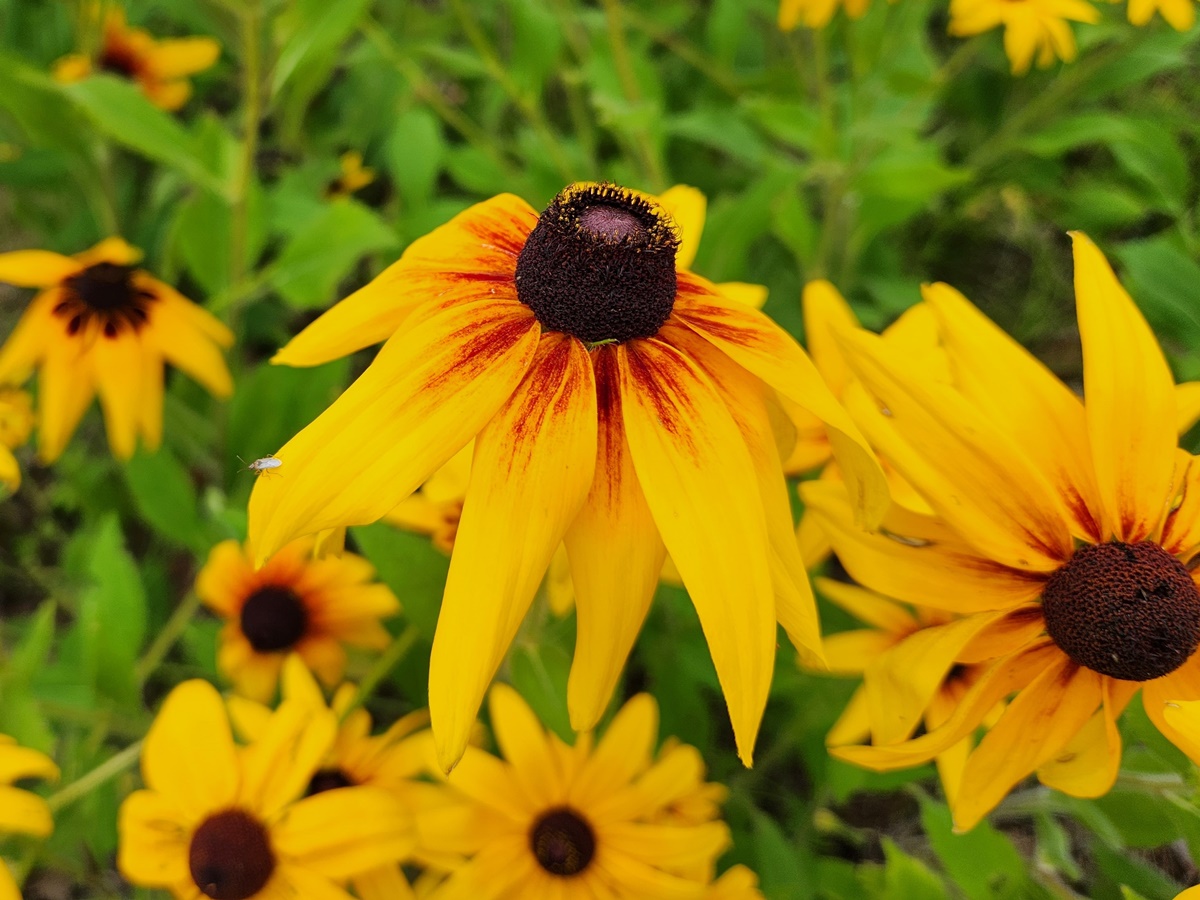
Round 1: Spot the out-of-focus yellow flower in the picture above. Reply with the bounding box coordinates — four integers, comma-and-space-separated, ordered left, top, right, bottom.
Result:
0, 387, 33, 491
0, 735, 58, 900
53, 6, 218, 111
1127, 0, 1197, 28
0, 238, 232, 462
949, 0, 1100, 75
778, 0, 874, 29
327, 151, 377, 199
707, 865, 767, 900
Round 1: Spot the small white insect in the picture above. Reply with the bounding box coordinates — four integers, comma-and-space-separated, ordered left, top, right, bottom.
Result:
237, 454, 283, 477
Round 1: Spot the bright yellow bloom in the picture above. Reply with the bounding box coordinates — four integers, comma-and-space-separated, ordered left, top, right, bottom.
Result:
327, 151, 377, 199
0, 238, 232, 462
118, 680, 412, 900
949, 0, 1100, 75
53, 6, 219, 111
707, 866, 766, 900
0, 735, 58, 900
196, 537, 400, 702
427, 684, 731, 899
1127, 0, 1197, 27
252, 181, 887, 770
808, 233, 1200, 831
0, 387, 33, 491
778, 0, 874, 29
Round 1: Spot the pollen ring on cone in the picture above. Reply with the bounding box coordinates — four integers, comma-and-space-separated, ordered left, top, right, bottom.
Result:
515, 183, 680, 344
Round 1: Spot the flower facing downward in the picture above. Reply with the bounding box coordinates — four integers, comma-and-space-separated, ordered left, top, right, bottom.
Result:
806, 233, 1200, 830
252, 182, 887, 771
0, 238, 233, 462
118, 680, 412, 900
53, 6, 219, 111
0, 735, 58, 900
196, 538, 400, 702
948, 0, 1099, 75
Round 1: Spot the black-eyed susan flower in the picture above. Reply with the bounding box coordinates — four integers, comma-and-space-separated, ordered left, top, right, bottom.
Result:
53, 6, 219, 111
253, 181, 887, 770
806, 233, 1200, 830
0, 735, 58, 900
948, 0, 1099, 75
327, 151, 377, 199
427, 684, 731, 899
0, 238, 233, 462
778, 0, 874, 29
196, 537, 400, 702
118, 679, 412, 900
0, 386, 33, 492
1127, 0, 1197, 28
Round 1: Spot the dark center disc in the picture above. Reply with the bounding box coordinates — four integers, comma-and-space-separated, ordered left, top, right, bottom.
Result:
57, 262, 155, 338
529, 806, 597, 877
188, 809, 275, 900
239, 585, 308, 653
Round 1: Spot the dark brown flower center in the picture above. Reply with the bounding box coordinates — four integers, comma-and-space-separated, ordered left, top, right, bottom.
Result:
239, 586, 308, 653
529, 806, 596, 877
1042, 541, 1200, 681
189, 809, 275, 900
306, 767, 356, 795
514, 183, 679, 344
99, 45, 141, 78
57, 262, 155, 339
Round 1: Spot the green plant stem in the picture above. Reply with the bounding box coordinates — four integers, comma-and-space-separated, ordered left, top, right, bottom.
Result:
599, 0, 665, 189
547, 0, 599, 170
341, 625, 422, 720
46, 740, 143, 813
229, 0, 263, 303
135, 592, 202, 684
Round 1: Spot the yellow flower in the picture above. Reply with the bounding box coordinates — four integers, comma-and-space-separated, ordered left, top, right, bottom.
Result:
53, 6, 219, 111
0, 387, 33, 492
118, 680, 412, 900
0, 238, 233, 462
1127, 0, 1197, 28
0, 735, 58, 900
948, 0, 1100, 75
806, 233, 1200, 831
196, 537, 400, 702
427, 684, 731, 899
252, 181, 884, 770
707, 865, 766, 900
327, 151, 377, 199
778, 0, 874, 29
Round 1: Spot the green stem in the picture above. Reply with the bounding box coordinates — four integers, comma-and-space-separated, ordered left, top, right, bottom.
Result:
136, 592, 203, 684
341, 625, 422, 719
46, 741, 143, 813
599, 0, 665, 189
229, 0, 263, 301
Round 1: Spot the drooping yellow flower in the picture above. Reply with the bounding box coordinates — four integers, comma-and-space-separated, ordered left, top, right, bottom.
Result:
327, 151, 378, 199
1127, 0, 1197, 28
118, 680, 412, 900
196, 537, 400, 702
0, 238, 233, 462
0, 735, 58, 900
778, 0, 874, 29
53, 6, 219, 111
426, 684, 731, 899
807, 233, 1200, 831
0, 386, 33, 491
948, 0, 1100, 75
252, 181, 887, 770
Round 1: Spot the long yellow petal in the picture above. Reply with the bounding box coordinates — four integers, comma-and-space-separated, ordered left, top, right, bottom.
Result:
1072, 232, 1178, 543
1163, 454, 1200, 565
151, 293, 233, 397
274, 195, 537, 367
0, 786, 52, 838
0, 290, 57, 383
248, 297, 539, 564
487, 683, 564, 808
144, 37, 220, 78
814, 577, 918, 634
93, 332, 145, 460
1036, 680, 1126, 799
0, 251, 79, 287
240, 701, 337, 818
273, 786, 413, 877
0, 745, 58, 784
115, 790, 192, 885
565, 348, 666, 731
428, 334, 597, 771
569, 693, 658, 812
655, 185, 706, 271
37, 333, 94, 463
674, 276, 888, 529
802, 280, 858, 398
618, 337, 775, 765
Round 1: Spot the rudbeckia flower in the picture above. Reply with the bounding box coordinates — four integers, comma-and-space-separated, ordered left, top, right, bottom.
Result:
0, 735, 58, 900
805, 233, 1200, 830
327, 151, 377, 199
0, 238, 233, 462
1127, 0, 1197, 29
252, 181, 886, 770
948, 0, 1099, 75
53, 6, 219, 111
778, 0, 875, 29
427, 684, 732, 899
196, 537, 400, 702
118, 680, 412, 900
0, 386, 33, 492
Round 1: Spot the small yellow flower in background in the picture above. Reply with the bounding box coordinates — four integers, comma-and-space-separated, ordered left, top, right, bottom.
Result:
118, 680, 412, 900
0, 735, 58, 900
53, 6, 219, 111
196, 537, 400, 702
1127, 0, 1197, 28
327, 151, 377, 199
778, 0, 874, 29
707, 865, 767, 900
806, 233, 1200, 831
0, 238, 233, 462
425, 684, 734, 899
0, 387, 33, 492
254, 180, 887, 772
948, 0, 1100, 75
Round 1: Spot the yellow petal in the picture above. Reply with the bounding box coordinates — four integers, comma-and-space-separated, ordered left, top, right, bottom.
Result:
248, 297, 539, 564
814, 577, 918, 634
802, 280, 858, 398
93, 332, 145, 460
0, 446, 18, 492
1161, 699, 1200, 764
826, 685, 872, 746
1072, 232, 1178, 543
0, 290, 57, 383
796, 507, 832, 569
823, 630, 899, 675
52, 54, 92, 83
136, 346, 163, 451
440, 747, 531, 822
923, 282, 1104, 541
542, 545, 575, 617
602, 821, 730, 871
618, 337, 775, 765
0, 744, 59, 784
142, 680, 238, 820
142, 79, 191, 112
274, 195, 537, 367
1163, 455, 1200, 567
565, 348, 666, 731
715, 282, 768, 309
1147, 661, 1200, 762
953, 659, 1103, 831
240, 701, 337, 818
0, 785, 52, 837
144, 37, 220, 78
655, 185, 707, 271
487, 683, 564, 808
115, 789, 191, 885
569, 693, 658, 810
0, 250, 79, 287
352, 865, 419, 900
74, 237, 141, 268
37, 335, 94, 463
674, 276, 888, 529
150, 280, 233, 347
428, 334, 597, 771
274, 786, 413, 878
1036, 681, 1124, 799
152, 293, 233, 397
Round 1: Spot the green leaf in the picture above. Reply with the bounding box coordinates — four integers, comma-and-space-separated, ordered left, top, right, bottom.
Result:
268, 198, 398, 308
506, 0, 564, 97
1116, 238, 1200, 351
1019, 112, 1133, 158
384, 108, 445, 207
124, 447, 206, 551
881, 839, 950, 899
750, 808, 813, 899
0, 51, 89, 153
350, 523, 448, 640
920, 795, 1028, 899
2, 601, 57, 687
509, 642, 573, 743
272, 0, 375, 97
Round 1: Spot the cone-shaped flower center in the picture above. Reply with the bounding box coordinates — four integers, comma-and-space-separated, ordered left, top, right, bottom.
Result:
1042, 541, 1200, 681
239, 586, 308, 652
515, 183, 679, 344
189, 809, 275, 900
58, 262, 154, 338
306, 767, 355, 795
529, 806, 596, 877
